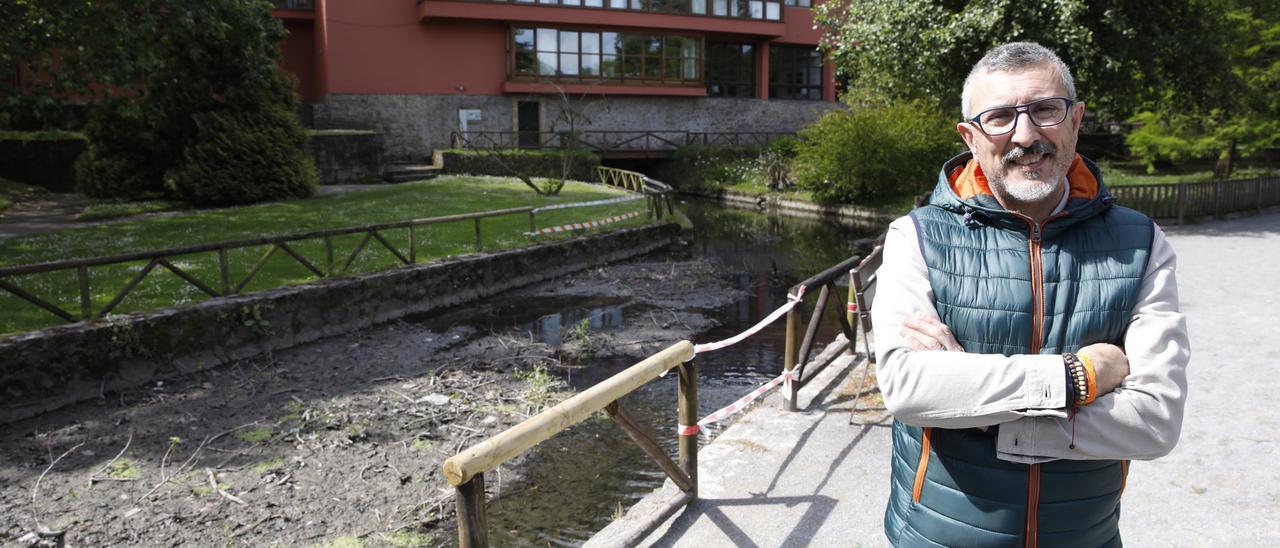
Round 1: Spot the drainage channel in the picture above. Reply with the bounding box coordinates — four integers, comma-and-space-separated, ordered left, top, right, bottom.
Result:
477, 199, 883, 546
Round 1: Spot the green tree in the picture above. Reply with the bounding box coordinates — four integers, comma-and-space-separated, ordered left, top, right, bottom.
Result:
12, 0, 317, 203
1125, 4, 1280, 177
813, 0, 1233, 120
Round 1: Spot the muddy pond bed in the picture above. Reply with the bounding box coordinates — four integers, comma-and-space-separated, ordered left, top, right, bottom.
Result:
0, 200, 881, 546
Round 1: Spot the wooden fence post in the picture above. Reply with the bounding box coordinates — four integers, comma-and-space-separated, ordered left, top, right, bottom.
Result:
474, 218, 483, 252
784, 306, 799, 412
455, 474, 488, 548
1214, 181, 1222, 220
677, 361, 699, 499
1258, 179, 1264, 214
1176, 184, 1187, 225
77, 266, 91, 320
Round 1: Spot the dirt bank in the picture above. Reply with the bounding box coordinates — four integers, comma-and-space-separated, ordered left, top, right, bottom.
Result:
0, 251, 742, 547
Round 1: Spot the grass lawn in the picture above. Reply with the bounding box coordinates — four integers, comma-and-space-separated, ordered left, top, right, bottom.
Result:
1097, 159, 1280, 186
0, 176, 45, 213
77, 198, 189, 221
0, 176, 652, 335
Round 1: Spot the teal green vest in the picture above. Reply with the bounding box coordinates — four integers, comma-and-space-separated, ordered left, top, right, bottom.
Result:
885, 153, 1153, 547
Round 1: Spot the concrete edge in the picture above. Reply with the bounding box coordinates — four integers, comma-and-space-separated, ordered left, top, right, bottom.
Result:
0, 223, 681, 424
679, 190, 900, 226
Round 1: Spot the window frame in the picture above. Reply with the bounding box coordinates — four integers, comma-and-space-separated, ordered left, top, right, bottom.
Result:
509, 26, 705, 86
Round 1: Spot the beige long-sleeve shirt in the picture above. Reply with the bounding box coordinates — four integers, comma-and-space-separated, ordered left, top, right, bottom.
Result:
872, 214, 1190, 464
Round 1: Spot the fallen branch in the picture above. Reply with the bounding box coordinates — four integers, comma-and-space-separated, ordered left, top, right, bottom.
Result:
140, 422, 255, 501
207, 468, 246, 505
32, 442, 84, 505
88, 429, 134, 485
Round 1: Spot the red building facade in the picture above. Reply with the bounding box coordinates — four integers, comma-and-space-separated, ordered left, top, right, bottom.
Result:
273, 0, 839, 160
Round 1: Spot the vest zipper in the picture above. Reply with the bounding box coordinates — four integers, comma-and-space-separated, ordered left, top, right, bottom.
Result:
1021, 214, 1059, 547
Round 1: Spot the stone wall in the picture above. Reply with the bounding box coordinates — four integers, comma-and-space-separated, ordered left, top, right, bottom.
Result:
0, 224, 680, 423
312, 94, 841, 162
308, 131, 385, 184
0, 137, 87, 192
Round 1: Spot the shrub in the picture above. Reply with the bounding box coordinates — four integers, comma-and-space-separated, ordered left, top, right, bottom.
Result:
658, 145, 761, 192
165, 106, 317, 206
76, 102, 167, 199
793, 100, 957, 204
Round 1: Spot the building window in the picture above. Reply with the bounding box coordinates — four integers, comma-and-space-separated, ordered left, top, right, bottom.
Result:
768, 45, 822, 100
705, 43, 754, 98
477, 0, 780, 21
512, 27, 702, 85
782, 0, 810, 6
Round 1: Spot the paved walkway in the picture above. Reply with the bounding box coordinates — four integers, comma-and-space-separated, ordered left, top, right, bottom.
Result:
598, 212, 1280, 547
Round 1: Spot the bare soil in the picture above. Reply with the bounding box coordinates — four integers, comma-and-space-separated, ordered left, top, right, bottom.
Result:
0, 253, 741, 547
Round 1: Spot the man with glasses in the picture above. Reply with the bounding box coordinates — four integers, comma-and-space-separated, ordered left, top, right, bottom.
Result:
871, 42, 1189, 546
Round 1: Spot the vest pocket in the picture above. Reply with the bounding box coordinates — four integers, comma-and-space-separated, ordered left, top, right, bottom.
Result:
912, 427, 934, 503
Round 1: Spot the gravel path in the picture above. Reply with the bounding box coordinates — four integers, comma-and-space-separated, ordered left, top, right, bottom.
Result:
1124, 212, 1280, 545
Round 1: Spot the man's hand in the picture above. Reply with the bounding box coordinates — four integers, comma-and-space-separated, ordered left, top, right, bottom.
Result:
1078, 342, 1130, 396
900, 313, 965, 352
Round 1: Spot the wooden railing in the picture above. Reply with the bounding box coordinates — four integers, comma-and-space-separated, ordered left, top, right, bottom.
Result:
443, 249, 876, 546
0, 208, 533, 324
451, 130, 793, 154
445, 342, 698, 547
1, 183, 668, 326
1109, 176, 1280, 223
781, 254, 862, 409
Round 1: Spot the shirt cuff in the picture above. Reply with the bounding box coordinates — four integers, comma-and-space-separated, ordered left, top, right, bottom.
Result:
1020, 353, 1070, 412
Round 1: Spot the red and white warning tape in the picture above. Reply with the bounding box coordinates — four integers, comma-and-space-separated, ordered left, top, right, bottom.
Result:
675, 286, 811, 435
678, 369, 795, 436
692, 285, 806, 354
527, 210, 643, 236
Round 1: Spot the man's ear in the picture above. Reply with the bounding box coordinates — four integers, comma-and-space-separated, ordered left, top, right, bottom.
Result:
1070, 101, 1086, 133
956, 122, 979, 153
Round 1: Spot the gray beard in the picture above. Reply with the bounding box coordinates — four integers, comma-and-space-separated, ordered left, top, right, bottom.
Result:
991, 172, 1061, 202
988, 142, 1071, 203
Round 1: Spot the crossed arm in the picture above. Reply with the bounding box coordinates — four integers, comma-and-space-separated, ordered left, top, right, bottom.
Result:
872, 217, 1190, 462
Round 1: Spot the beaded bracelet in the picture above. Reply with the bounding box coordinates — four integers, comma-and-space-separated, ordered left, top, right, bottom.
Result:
1063, 353, 1090, 405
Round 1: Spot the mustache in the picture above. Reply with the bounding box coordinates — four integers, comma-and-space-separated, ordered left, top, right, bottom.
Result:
1002, 142, 1057, 164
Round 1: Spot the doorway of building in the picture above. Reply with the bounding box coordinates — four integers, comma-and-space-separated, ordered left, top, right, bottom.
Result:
517, 101, 540, 149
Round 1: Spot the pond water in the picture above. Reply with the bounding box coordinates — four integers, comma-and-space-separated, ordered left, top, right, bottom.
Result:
479, 199, 884, 546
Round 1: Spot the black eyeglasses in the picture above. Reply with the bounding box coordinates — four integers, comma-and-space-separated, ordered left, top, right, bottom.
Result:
967, 97, 1074, 136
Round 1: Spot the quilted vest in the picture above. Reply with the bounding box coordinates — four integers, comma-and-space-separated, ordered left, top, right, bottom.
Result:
884, 153, 1154, 547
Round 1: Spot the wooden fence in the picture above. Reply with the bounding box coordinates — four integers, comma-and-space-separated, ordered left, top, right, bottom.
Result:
1109, 176, 1280, 223
1, 176, 671, 327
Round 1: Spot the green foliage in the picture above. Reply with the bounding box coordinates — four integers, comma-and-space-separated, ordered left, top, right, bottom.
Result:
659, 145, 762, 192
442, 149, 600, 187
75, 102, 166, 199
1124, 5, 1280, 176
15, 1, 319, 204
165, 108, 317, 206
793, 101, 957, 204
813, 0, 1233, 119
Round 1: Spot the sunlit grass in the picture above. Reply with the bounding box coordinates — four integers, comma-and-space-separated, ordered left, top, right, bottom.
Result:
0, 176, 653, 335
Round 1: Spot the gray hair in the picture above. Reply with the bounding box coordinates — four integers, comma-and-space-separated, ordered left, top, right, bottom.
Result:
960, 42, 1076, 119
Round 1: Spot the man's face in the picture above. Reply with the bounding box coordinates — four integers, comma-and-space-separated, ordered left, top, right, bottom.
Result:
957, 63, 1085, 207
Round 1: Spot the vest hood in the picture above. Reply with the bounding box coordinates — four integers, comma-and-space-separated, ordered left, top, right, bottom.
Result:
928, 151, 1117, 238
